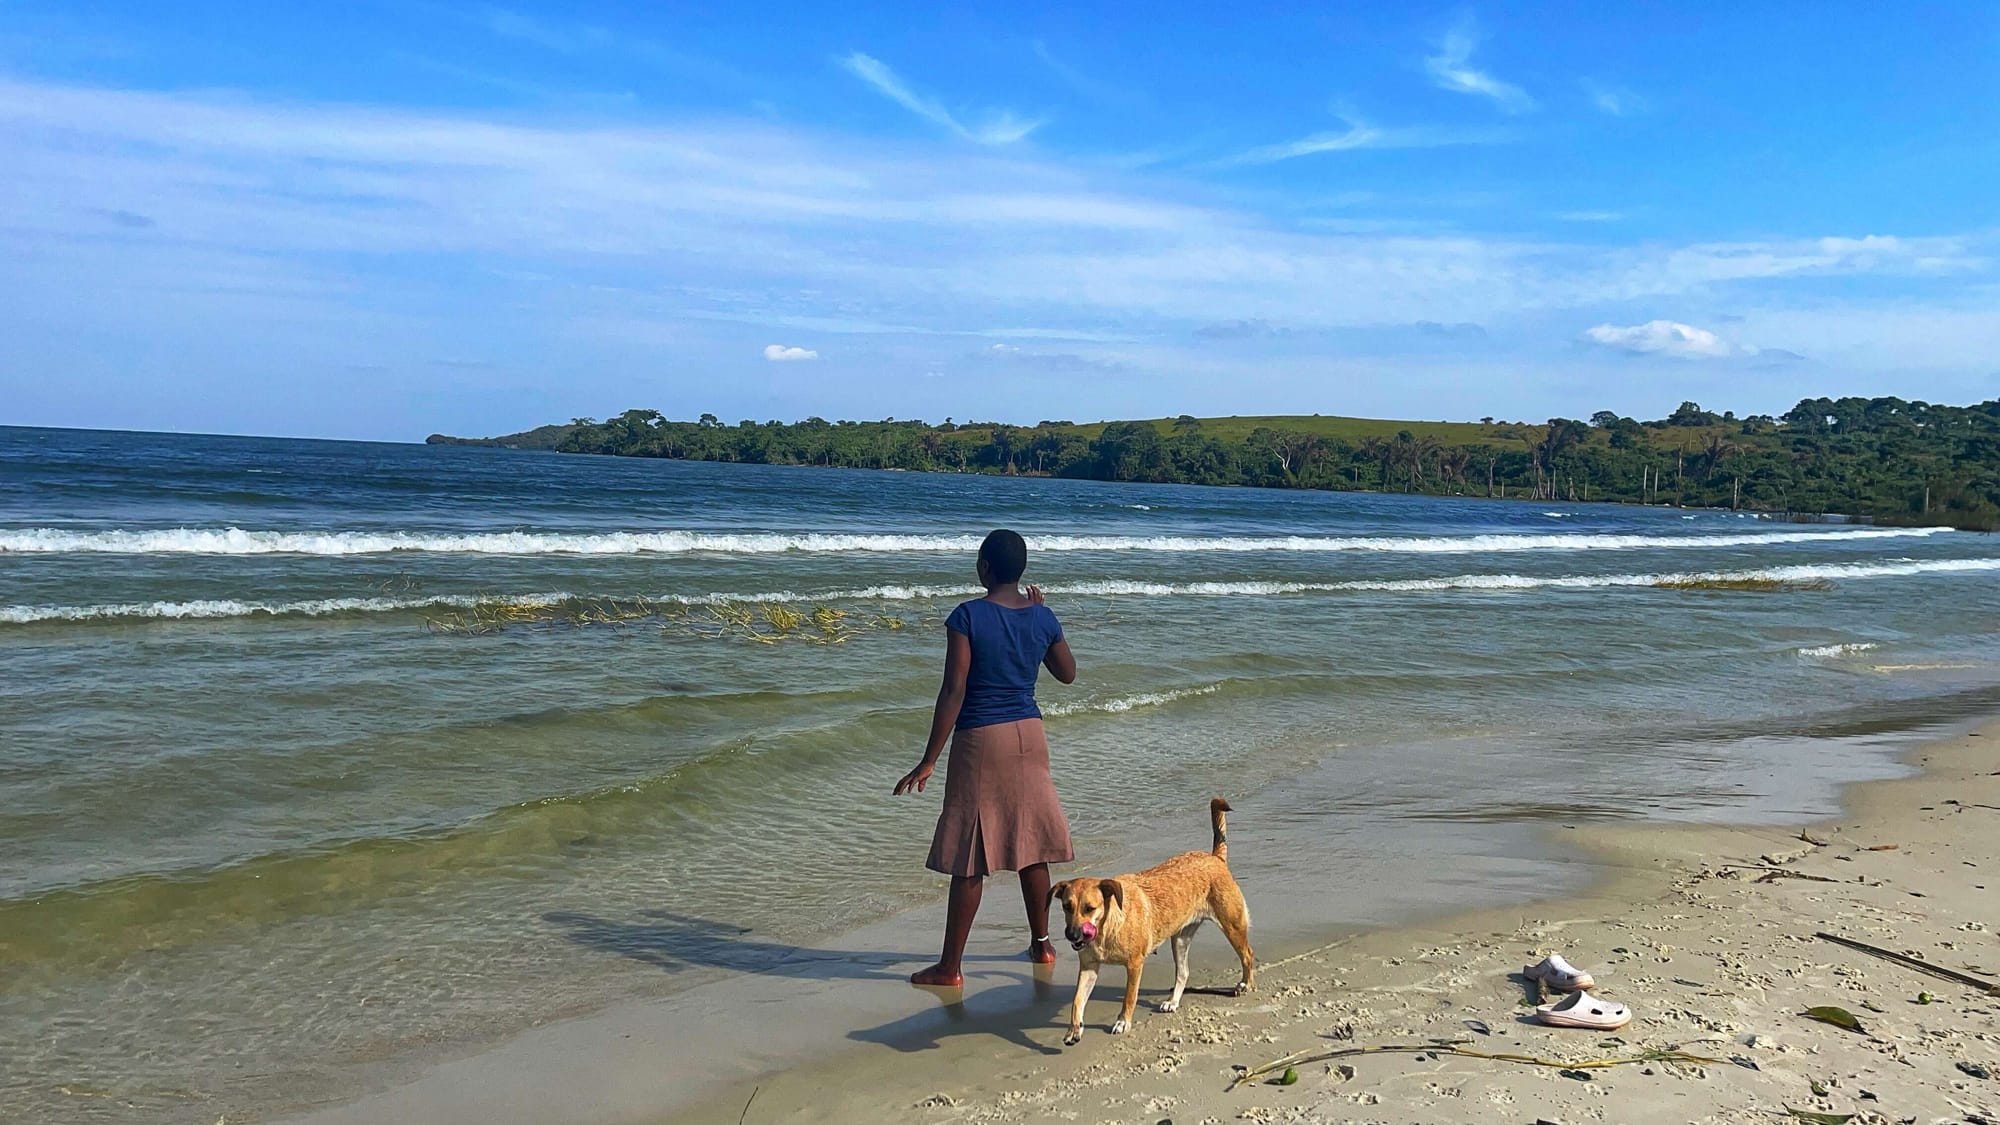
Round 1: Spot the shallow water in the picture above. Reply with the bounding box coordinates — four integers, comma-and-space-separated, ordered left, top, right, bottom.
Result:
5, 425, 2000, 1122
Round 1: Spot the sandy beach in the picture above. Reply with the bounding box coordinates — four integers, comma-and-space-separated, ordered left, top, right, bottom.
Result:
654, 717, 2000, 1125
280, 713, 2000, 1125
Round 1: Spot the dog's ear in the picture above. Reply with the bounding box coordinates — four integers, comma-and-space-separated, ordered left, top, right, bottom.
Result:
1098, 878, 1124, 913
1047, 880, 1066, 905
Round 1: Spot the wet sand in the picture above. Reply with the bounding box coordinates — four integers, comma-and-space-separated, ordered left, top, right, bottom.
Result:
669, 718, 2000, 1125
275, 717, 2000, 1125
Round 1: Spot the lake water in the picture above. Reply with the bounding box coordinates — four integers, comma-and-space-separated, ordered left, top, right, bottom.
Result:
6, 425, 2000, 1122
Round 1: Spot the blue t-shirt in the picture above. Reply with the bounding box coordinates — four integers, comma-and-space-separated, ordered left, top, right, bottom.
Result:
946, 598, 1064, 730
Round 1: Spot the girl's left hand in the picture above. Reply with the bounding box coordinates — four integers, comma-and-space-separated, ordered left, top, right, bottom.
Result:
1024, 584, 1045, 606
894, 762, 935, 795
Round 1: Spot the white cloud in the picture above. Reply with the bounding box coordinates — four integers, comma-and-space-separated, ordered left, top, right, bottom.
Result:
1582, 81, 1645, 116
1582, 320, 1736, 359
1218, 110, 1509, 166
763, 344, 819, 361
480, 8, 596, 52
1424, 18, 1535, 113
1030, 41, 1138, 108
977, 340, 1123, 373
472, 7, 750, 90
0, 75, 1993, 435
1556, 210, 1623, 222
839, 52, 1041, 145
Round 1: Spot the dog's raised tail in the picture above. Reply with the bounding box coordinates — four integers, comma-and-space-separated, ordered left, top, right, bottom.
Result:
1210, 797, 1233, 860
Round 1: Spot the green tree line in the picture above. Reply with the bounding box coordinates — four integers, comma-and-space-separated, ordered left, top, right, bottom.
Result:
435, 397, 2000, 529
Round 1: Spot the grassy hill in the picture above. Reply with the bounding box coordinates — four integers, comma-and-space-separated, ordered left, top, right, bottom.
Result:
425, 423, 578, 450
431, 398, 2000, 528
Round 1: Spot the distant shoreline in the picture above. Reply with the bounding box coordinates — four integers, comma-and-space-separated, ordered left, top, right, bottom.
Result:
428, 403, 1998, 529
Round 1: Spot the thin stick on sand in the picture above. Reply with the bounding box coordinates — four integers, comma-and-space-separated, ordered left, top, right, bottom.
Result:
1815, 932, 2000, 996
1227, 1042, 1724, 1091
1715, 864, 1841, 883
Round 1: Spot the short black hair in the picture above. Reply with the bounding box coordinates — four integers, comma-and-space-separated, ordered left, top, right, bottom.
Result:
978, 528, 1028, 585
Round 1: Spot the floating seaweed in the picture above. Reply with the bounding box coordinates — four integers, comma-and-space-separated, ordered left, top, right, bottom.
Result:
424, 597, 922, 644
1652, 576, 1836, 593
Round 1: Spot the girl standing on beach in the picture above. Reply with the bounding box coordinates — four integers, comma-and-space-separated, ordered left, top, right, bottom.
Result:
894, 529, 1077, 987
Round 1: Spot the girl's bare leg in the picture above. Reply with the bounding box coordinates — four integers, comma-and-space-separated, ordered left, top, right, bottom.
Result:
911, 874, 982, 986
1018, 863, 1055, 963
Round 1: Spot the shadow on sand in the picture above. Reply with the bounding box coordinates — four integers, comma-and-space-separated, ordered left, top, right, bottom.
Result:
543, 908, 915, 981
542, 908, 1067, 1056
843, 966, 1066, 1057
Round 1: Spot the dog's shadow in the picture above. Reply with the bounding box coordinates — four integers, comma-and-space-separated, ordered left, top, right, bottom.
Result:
845, 974, 1065, 1057
849, 968, 1250, 1058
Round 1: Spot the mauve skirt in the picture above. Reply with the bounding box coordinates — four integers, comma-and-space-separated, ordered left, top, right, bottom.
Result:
925, 717, 1075, 877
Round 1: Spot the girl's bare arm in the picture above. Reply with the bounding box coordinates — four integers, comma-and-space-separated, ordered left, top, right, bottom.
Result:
895, 628, 972, 794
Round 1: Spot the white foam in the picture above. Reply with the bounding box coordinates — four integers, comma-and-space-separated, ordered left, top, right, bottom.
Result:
0, 525, 1949, 556
11, 557, 1995, 625
1049, 557, 2000, 597
0, 593, 570, 625
1797, 642, 1882, 658
670, 584, 974, 606
1044, 684, 1220, 717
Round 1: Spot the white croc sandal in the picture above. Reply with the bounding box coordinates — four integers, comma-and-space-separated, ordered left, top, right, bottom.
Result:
1524, 953, 1595, 993
1536, 989, 1631, 1031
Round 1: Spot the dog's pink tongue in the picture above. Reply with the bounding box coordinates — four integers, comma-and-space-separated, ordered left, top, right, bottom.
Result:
1080, 921, 1098, 940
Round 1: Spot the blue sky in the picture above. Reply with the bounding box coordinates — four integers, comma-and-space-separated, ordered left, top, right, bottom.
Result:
1, 2, 1995, 440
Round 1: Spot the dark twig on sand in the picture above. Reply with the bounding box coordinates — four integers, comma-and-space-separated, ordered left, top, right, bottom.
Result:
1816, 932, 2000, 996
739, 1085, 759, 1125
1227, 1042, 1723, 1091
1716, 864, 1840, 883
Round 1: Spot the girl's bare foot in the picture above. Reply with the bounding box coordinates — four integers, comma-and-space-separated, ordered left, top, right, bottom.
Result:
909, 963, 964, 987
1027, 938, 1056, 964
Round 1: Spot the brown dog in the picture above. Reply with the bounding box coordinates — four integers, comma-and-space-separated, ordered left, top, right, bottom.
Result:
1050, 798, 1254, 1045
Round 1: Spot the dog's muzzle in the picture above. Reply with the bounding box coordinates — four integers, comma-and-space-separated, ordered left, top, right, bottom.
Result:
1067, 920, 1098, 950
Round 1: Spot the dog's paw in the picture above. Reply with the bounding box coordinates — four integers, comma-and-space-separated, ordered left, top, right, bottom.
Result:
1063, 1030, 1082, 1046
1231, 981, 1253, 997
1156, 999, 1180, 1013
1110, 1018, 1131, 1035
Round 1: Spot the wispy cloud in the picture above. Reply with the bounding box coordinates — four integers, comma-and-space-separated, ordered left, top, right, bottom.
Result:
978, 341, 1125, 373
391, 51, 638, 107
92, 207, 155, 229
763, 344, 819, 361
2, 75, 1992, 436
839, 52, 1041, 145
1217, 109, 1509, 166
1556, 210, 1623, 222
472, 7, 750, 91
1194, 318, 1285, 340
1031, 40, 1142, 108
479, 7, 603, 53
1582, 80, 1645, 116
1424, 17, 1534, 113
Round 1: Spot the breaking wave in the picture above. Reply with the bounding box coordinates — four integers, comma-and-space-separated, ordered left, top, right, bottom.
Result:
1044, 685, 1220, 717
1046, 557, 2000, 596
0, 593, 572, 625
1797, 642, 1882, 659
0, 526, 1950, 556
10, 557, 1997, 626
